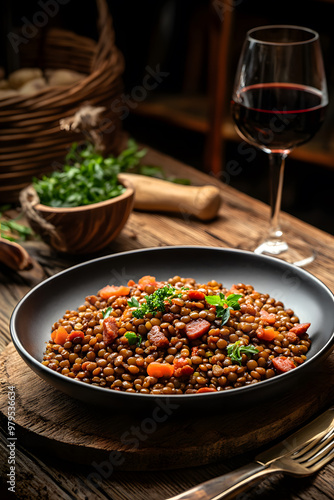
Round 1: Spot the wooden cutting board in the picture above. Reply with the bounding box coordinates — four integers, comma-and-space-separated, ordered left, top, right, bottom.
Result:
1, 342, 333, 471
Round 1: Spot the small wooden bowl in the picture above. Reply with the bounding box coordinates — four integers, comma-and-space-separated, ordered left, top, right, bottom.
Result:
20, 178, 134, 254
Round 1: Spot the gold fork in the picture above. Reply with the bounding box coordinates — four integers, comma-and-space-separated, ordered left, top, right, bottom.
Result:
166, 406, 334, 500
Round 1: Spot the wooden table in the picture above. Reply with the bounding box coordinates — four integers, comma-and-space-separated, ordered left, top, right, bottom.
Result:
1, 148, 334, 500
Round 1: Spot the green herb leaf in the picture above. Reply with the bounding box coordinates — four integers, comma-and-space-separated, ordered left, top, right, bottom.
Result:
205, 292, 242, 325
219, 308, 231, 324
124, 332, 137, 344
225, 294, 243, 310
4, 220, 32, 236
0, 215, 33, 242
132, 285, 181, 319
127, 297, 140, 308
103, 307, 113, 319
168, 177, 191, 185
227, 341, 259, 365
0, 204, 12, 214
132, 308, 146, 319
205, 294, 224, 306
138, 165, 165, 178
125, 332, 142, 346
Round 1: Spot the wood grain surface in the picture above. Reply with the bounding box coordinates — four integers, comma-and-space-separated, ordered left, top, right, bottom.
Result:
0, 147, 334, 499
1, 342, 333, 472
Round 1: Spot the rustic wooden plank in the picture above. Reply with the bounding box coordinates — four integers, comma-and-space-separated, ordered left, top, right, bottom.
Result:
1, 424, 333, 500
0, 147, 334, 499
1, 342, 333, 474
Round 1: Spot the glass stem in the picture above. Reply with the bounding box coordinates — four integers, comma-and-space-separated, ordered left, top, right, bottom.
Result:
268, 153, 286, 240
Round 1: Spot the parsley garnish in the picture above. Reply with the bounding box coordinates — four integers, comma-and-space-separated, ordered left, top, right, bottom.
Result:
127, 297, 140, 308
103, 307, 113, 319
0, 206, 33, 242
205, 293, 242, 324
125, 332, 142, 346
227, 341, 259, 365
132, 285, 181, 319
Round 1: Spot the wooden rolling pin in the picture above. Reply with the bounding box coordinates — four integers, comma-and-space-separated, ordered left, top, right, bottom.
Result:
118, 173, 222, 221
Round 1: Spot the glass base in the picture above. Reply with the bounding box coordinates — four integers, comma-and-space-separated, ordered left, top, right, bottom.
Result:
253, 238, 316, 267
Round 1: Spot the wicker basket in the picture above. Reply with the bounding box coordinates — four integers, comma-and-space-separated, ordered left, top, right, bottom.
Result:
0, 0, 125, 203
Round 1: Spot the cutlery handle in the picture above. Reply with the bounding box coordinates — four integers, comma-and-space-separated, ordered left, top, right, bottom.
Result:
118, 173, 221, 221
165, 461, 273, 500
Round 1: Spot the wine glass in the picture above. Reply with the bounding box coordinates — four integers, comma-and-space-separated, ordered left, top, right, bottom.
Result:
231, 25, 328, 266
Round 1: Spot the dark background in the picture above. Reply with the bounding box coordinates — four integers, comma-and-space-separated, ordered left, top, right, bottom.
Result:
1, 0, 333, 235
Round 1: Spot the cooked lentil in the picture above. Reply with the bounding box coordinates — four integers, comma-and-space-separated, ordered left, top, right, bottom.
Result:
42, 275, 312, 394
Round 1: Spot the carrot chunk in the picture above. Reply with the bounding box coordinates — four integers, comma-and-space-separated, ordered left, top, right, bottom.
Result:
117, 286, 131, 296
288, 323, 311, 336
147, 362, 174, 378
51, 326, 68, 345
197, 387, 217, 393
185, 319, 211, 340
138, 275, 157, 290
272, 356, 296, 373
66, 330, 84, 341
256, 326, 278, 341
99, 285, 130, 299
260, 310, 276, 325
188, 290, 205, 301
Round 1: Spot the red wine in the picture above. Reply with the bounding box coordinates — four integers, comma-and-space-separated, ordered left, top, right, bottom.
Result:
231, 83, 327, 153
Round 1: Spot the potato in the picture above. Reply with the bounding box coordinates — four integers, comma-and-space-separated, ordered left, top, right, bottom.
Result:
8, 68, 43, 89
46, 69, 85, 86
19, 77, 47, 95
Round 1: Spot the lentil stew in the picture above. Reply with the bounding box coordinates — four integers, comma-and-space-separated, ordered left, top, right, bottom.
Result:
42, 275, 312, 394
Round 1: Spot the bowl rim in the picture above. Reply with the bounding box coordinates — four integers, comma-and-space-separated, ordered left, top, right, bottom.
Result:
28, 176, 134, 214
9, 245, 334, 408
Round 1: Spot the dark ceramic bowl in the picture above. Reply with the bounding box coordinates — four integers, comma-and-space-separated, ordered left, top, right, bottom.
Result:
10, 246, 334, 412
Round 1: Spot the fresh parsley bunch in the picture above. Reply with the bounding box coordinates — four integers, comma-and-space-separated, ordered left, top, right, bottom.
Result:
33, 142, 132, 208
33, 138, 190, 208
205, 293, 242, 325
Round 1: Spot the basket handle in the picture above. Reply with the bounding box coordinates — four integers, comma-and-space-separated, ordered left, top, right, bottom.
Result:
92, 0, 118, 70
